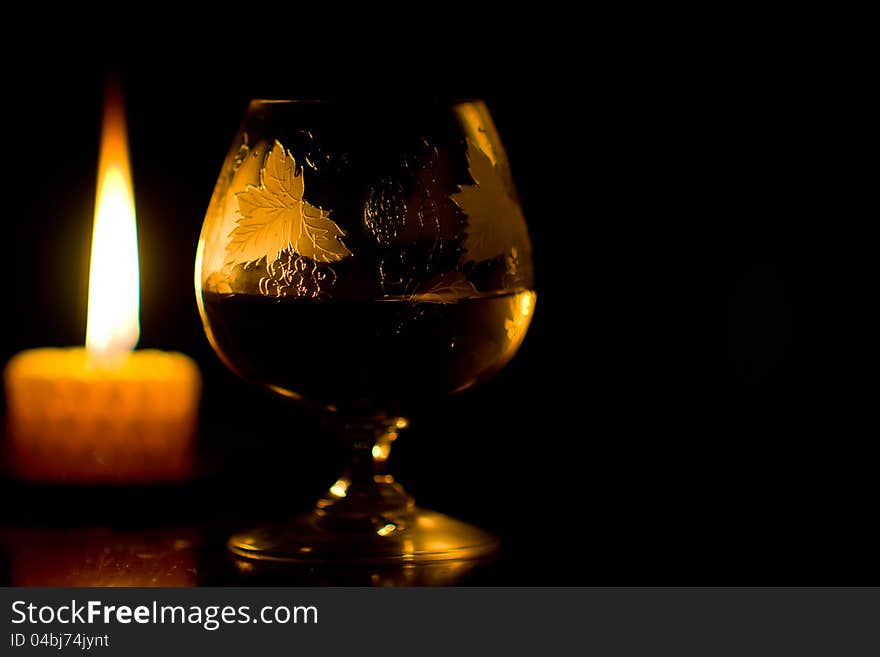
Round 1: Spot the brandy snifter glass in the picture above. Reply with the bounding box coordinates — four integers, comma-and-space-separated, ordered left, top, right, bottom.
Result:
195, 99, 535, 563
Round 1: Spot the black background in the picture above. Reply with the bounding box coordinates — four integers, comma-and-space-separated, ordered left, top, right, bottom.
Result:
0, 31, 872, 585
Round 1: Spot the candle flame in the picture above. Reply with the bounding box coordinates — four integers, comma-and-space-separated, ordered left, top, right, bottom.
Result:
86, 83, 139, 360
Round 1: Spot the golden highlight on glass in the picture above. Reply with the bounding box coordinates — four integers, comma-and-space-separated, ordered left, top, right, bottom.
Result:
195, 99, 535, 562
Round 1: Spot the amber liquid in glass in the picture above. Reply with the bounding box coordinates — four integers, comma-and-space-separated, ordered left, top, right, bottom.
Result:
201, 289, 535, 413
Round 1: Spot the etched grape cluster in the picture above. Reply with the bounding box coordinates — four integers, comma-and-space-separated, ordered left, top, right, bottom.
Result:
259, 249, 337, 298
364, 177, 408, 245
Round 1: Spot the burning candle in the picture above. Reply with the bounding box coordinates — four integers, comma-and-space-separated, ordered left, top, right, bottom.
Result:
2, 83, 201, 483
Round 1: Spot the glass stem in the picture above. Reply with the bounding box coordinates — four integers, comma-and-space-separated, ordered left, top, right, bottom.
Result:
315, 417, 414, 530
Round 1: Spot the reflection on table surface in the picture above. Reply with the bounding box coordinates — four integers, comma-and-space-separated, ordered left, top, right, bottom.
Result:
0, 527, 199, 587
0, 526, 492, 587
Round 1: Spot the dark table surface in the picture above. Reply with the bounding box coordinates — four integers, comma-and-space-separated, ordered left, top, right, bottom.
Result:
2, 344, 876, 588
0, 405, 527, 587
1, 452, 876, 588
0, 480, 518, 587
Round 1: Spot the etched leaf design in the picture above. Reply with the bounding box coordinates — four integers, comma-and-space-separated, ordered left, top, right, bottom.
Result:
410, 272, 477, 304
226, 140, 351, 267
451, 139, 531, 263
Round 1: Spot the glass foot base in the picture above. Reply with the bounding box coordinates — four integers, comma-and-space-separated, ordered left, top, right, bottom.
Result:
230, 557, 486, 586
228, 507, 499, 564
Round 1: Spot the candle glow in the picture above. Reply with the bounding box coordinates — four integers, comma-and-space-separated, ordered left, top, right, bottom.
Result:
86, 88, 140, 360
